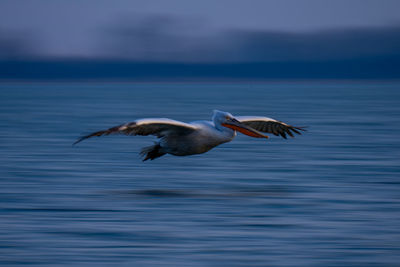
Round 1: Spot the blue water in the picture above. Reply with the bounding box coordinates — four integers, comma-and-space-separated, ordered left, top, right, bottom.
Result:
1, 82, 400, 266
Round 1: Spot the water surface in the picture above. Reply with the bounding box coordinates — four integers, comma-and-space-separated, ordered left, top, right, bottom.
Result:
1, 82, 400, 266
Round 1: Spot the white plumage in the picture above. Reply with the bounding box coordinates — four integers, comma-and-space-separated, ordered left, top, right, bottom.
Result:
74, 110, 305, 161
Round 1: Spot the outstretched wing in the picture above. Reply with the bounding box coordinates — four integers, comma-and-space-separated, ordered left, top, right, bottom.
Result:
74, 118, 197, 145
236, 116, 306, 139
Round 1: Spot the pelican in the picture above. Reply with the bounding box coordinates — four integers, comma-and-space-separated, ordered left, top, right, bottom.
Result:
74, 110, 305, 161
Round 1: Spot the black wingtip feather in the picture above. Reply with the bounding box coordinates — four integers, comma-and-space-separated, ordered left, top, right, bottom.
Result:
72, 130, 108, 145
73, 137, 85, 145
291, 128, 301, 135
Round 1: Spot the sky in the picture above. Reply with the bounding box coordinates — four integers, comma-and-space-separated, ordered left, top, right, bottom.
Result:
0, 0, 399, 58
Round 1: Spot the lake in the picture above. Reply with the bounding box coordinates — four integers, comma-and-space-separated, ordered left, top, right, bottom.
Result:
1, 82, 400, 266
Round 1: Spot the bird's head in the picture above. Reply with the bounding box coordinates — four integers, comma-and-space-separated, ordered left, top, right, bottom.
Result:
212, 110, 234, 125
212, 110, 268, 138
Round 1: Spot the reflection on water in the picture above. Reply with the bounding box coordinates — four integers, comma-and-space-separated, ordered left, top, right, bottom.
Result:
112, 186, 288, 198
0, 82, 400, 266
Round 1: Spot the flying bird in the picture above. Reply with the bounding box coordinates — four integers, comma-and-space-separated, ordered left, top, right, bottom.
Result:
74, 110, 305, 161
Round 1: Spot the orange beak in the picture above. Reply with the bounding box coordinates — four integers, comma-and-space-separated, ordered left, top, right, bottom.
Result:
222, 118, 269, 139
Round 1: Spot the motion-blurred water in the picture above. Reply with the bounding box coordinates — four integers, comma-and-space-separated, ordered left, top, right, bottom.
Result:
1, 82, 399, 266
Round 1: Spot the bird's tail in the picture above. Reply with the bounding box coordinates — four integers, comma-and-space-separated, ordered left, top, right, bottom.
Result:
139, 143, 166, 161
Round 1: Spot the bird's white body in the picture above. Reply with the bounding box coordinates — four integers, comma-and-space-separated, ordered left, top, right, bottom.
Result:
160, 120, 236, 156
74, 110, 304, 161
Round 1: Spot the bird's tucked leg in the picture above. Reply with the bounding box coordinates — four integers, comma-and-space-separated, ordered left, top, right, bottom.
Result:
140, 143, 166, 161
